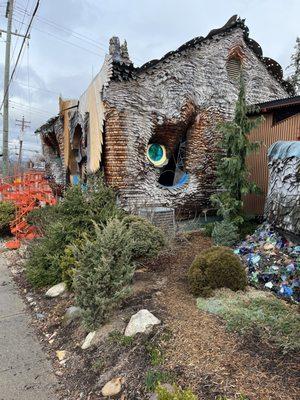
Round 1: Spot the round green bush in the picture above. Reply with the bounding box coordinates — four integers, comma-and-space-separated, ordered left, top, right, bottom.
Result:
122, 215, 166, 260
188, 246, 247, 297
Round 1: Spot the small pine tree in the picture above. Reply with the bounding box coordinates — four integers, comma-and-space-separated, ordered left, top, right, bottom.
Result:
74, 219, 134, 330
212, 219, 239, 247
211, 77, 262, 220
286, 37, 300, 95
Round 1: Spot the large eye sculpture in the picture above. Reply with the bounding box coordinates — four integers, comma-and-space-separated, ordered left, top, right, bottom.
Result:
147, 143, 168, 167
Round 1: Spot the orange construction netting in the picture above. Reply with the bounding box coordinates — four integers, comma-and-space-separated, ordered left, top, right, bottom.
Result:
0, 170, 57, 249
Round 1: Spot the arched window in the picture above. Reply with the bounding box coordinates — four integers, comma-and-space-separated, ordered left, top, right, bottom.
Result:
226, 57, 242, 82
226, 45, 244, 83
68, 123, 87, 182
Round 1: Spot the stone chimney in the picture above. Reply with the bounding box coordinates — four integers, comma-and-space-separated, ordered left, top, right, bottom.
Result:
120, 40, 131, 65
109, 37, 132, 65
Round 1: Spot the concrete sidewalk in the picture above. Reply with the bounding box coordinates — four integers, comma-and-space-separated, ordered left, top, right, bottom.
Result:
0, 255, 58, 400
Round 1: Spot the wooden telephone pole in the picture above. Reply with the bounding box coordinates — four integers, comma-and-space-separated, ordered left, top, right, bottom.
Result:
1, 0, 31, 177
16, 116, 30, 171
2, 0, 14, 177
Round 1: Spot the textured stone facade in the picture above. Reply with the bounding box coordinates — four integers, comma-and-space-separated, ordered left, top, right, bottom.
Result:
37, 116, 65, 194
37, 16, 290, 214
265, 142, 300, 235
103, 25, 288, 215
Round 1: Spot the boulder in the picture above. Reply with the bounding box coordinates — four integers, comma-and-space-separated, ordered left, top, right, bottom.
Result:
101, 377, 124, 397
81, 331, 96, 350
64, 306, 82, 324
45, 282, 66, 298
124, 309, 160, 337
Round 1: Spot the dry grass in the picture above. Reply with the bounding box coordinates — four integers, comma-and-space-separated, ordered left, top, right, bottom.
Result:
197, 288, 300, 352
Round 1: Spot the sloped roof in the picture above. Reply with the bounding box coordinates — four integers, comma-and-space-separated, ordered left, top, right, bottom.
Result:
248, 96, 300, 114
112, 15, 293, 94
35, 116, 59, 135
268, 141, 300, 159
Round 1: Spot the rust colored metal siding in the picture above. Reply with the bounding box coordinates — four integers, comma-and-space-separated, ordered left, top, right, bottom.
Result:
244, 113, 300, 215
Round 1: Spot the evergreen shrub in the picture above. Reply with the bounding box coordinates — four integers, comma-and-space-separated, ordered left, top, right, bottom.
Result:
25, 186, 88, 287
25, 174, 122, 288
210, 79, 262, 228
27, 205, 61, 235
212, 220, 239, 246
123, 215, 166, 260
59, 239, 84, 289
26, 222, 68, 287
74, 220, 135, 330
202, 222, 215, 237
85, 172, 124, 224
188, 246, 247, 297
0, 201, 16, 235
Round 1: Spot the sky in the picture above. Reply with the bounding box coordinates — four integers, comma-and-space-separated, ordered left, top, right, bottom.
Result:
0, 0, 299, 159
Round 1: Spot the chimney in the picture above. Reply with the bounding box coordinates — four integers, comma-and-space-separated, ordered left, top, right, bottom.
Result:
109, 36, 121, 62
120, 40, 132, 65
109, 37, 132, 65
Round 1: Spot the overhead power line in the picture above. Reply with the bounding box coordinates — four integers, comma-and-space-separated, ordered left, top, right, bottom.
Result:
13, 5, 108, 51
10, 0, 30, 63
32, 25, 104, 57
9, 100, 52, 116
12, 15, 106, 57
13, 79, 60, 95
0, 0, 40, 113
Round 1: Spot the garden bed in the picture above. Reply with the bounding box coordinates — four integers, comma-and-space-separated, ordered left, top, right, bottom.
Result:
3, 231, 300, 400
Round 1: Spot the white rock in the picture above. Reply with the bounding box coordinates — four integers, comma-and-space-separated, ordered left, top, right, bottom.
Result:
81, 331, 96, 350
45, 282, 66, 298
56, 350, 66, 361
124, 309, 161, 337
101, 377, 123, 397
265, 281, 273, 289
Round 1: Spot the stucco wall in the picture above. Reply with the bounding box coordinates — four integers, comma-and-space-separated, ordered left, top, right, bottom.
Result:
104, 28, 288, 214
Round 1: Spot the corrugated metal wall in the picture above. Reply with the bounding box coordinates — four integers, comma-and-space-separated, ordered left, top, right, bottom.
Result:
244, 113, 300, 215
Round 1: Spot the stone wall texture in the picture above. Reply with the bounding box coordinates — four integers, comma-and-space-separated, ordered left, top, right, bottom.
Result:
37, 18, 291, 215
103, 28, 288, 215
265, 153, 300, 235
38, 116, 66, 194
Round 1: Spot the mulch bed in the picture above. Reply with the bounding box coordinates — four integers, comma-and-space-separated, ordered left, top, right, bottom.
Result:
3, 232, 300, 400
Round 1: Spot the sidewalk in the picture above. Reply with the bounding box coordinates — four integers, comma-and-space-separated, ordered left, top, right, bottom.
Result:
0, 255, 58, 400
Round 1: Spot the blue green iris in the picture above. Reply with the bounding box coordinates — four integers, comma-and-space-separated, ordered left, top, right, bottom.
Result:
148, 143, 164, 162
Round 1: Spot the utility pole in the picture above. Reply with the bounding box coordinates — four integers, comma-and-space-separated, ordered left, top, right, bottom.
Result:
16, 116, 30, 172
1, 0, 31, 178
2, 0, 14, 177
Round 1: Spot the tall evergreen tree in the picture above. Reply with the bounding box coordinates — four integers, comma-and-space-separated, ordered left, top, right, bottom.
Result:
211, 77, 263, 221
286, 37, 300, 95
